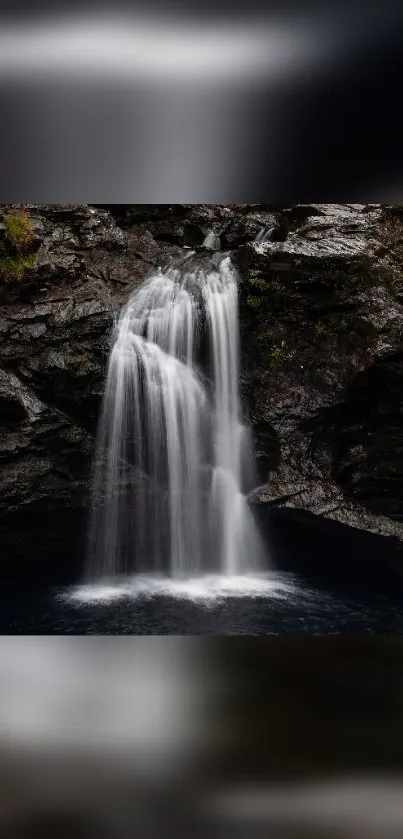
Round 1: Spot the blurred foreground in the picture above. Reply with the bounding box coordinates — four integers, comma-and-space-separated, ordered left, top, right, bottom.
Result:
1, 639, 403, 837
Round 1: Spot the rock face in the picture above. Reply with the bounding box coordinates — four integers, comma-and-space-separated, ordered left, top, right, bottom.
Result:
0, 204, 178, 580
237, 203, 403, 588
1, 202, 403, 587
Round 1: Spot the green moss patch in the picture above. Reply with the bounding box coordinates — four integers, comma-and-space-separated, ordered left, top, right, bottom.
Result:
269, 347, 283, 364
245, 295, 262, 309
0, 252, 38, 283
249, 278, 269, 293
3, 211, 35, 250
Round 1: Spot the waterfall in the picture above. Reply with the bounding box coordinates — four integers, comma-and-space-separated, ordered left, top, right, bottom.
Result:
86, 252, 265, 581
254, 227, 275, 244
202, 231, 221, 251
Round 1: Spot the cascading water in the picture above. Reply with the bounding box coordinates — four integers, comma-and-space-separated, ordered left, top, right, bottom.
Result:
202, 231, 221, 251
254, 227, 275, 244
86, 251, 266, 582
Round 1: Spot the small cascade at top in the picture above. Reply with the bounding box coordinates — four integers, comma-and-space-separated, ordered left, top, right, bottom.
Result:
254, 227, 275, 244
202, 231, 221, 251
86, 249, 266, 581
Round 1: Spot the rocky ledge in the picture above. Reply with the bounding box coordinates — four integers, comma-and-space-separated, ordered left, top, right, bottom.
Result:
237, 203, 403, 590
1, 203, 403, 589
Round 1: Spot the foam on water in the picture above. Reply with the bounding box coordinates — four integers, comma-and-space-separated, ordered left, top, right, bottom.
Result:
63, 573, 296, 606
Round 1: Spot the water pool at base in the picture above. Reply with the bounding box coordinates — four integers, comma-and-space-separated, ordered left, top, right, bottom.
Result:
1, 571, 402, 634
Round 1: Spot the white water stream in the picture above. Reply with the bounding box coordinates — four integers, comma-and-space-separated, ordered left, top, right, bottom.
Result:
86, 252, 265, 583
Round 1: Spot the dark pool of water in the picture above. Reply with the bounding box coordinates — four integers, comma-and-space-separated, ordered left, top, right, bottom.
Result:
1, 572, 402, 634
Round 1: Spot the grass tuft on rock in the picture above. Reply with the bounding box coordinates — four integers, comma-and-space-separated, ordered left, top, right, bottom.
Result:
3, 211, 35, 250
249, 278, 269, 293
245, 295, 262, 309
0, 253, 38, 283
269, 347, 283, 364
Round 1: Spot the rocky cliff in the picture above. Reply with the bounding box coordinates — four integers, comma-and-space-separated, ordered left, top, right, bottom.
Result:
1, 203, 403, 587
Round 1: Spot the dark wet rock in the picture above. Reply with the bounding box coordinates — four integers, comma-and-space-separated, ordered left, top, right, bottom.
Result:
0, 372, 93, 581
250, 420, 281, 485
0, 204, 177, 580
98, 204, 282, 251
241, 202, 403, 585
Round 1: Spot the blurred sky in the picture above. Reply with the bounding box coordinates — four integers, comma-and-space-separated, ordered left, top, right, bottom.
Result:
0, 2, 402, 200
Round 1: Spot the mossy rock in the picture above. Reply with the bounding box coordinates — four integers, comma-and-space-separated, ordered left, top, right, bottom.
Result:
269, 347, 283, 365
0, 252, 38, 283
245, 295, 262, 309
3, 211, 35, 250
248, 278, 269, 293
